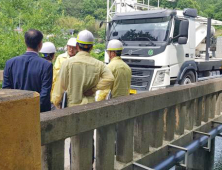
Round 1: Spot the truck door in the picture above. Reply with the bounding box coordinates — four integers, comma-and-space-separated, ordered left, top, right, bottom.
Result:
169, 18, 190, 78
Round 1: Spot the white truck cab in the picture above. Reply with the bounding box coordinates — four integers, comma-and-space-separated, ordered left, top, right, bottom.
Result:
105, 7, 222, 93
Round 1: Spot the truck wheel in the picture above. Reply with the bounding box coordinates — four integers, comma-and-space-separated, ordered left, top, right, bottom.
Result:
180, 71, 196, 85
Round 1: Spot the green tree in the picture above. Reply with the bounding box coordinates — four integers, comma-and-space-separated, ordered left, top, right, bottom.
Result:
56, 16, 84, 32
0, 0, 63, 69
176, 0, 200, 11
62, 0, 107, 20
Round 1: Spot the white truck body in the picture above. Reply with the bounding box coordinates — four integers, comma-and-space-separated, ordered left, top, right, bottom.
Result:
105, 0, 222, 93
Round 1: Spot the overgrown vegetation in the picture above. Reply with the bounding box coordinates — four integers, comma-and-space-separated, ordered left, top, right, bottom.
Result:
1, 0, 222, 69
0, 0, 106, 69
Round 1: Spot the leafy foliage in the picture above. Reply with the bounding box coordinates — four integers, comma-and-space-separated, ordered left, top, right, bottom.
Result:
196, 0, 222, 20
62, 0, 107, 20
0, 0, 63, 69
1, 0, 222, 70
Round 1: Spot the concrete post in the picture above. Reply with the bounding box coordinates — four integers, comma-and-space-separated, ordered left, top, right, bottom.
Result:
116, 119, 134, 163
148, 110, 164, 148
0, 90, 41, 170
71, 130, 93, 170
196, 97, 204, 126
185, 100, 195, 130
164, 106, 176, 141
134, 114, 150, 154
216, 92, 221, 115
96, 124, 115, 170
220, 92, 222, 113
41, 140, 64, 170
210, 94, 216, 119
175, 103, 186, 135
203, 95, 211, 122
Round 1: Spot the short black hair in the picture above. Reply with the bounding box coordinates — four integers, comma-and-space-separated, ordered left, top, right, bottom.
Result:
25, 29, 43, 50
115, 50, 122, 56
43, 53, 55, 61
77, 43, 93, 52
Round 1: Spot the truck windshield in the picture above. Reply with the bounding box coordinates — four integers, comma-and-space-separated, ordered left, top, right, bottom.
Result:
109, 17, 171, 42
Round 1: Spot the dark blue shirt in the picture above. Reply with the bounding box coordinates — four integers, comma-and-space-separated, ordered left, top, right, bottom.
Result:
3, 52, 53, 112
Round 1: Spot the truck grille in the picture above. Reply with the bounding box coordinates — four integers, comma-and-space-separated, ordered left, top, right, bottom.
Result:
131, 81, 144, 87
131, 67, 154, 91
132, 70, 144, 76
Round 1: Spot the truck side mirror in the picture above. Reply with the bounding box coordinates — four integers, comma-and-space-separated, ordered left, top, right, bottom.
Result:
179, 20, 189, 37
99, 21, 104, 28
178, 37, 188, 44
113, 31, 118, 36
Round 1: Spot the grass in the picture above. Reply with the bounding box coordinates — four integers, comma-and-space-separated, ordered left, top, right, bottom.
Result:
0, 81, 2, 88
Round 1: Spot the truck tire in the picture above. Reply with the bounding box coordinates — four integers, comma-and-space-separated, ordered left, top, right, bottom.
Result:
179, 71, 196, 85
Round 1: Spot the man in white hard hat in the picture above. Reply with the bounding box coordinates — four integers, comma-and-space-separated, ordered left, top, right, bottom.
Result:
52, 38, 77, 95
107, 39, 131, 97
105, 39, 131, 163
40, 42, 56, 62
54, 38, 77, 72
40, 42, 57, 101
52, 30, 114, 107
97, 39, 131, 100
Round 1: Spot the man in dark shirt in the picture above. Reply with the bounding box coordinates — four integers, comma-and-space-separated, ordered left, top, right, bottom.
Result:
3, 29, 53, 112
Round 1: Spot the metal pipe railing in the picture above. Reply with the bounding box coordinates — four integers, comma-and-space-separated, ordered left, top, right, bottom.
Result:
153, 124, 222, 170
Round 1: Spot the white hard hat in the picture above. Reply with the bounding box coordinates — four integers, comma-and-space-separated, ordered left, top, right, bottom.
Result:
77, 30, 94, 45
67, 38, 77, 46
107, 39, 123, 51
40, 42, 56, 53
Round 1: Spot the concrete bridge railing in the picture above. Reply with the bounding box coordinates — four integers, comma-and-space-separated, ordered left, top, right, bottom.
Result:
0, 90, 41, 170
0, 70, 3, 81
40, 78, 222, 170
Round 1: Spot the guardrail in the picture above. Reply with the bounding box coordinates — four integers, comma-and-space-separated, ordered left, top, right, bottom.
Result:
40, 78, 222, 170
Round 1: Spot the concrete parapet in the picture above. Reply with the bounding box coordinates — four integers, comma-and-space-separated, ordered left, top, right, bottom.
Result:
0, 70, 3, 81
40, 78, 222, 170
0, 89, 41, 170
41, 78, 222, 145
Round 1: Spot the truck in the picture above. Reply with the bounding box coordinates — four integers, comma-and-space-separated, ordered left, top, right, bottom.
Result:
104, 0, 222, 94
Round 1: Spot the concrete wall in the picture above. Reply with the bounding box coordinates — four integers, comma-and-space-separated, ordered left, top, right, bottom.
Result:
0, 70, 3, 81
41, 78, 222, 144
40, 78, 222, 170
0, 89, 41, 170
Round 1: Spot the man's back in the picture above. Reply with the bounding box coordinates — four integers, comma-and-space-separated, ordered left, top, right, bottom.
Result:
108, 57, 132, 98
3, 52, 53, 112
52, 52, 70, 94
52, 51, 114, 107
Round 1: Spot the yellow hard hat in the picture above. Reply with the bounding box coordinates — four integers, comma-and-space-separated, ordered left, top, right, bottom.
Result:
77, 30, 94, 45
107, 39, 123, 51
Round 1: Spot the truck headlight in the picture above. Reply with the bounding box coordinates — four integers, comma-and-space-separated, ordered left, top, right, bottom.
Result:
153, 71, 166, 86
